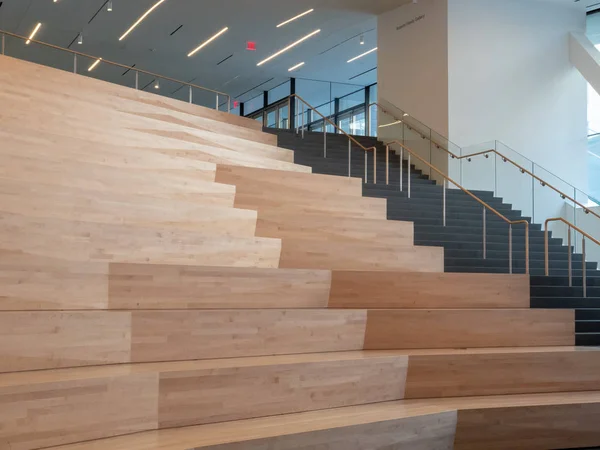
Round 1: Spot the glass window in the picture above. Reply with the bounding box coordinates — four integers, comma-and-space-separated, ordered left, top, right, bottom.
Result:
268, 81, 291, 104
245, 94, 264, 115
278, 104, 289, 128
339, 89, 365, 112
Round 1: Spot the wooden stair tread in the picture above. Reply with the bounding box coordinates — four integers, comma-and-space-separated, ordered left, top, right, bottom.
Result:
47, 392, 600, 449
1, 346, 594, 387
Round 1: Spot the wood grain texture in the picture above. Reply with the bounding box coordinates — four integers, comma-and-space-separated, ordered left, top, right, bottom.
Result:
0, 372, 158, 450
48, 402, 457, 450
405, 348, 600, 398
364, 309, 575, 349
256, 211, 414, 247
0, 312, 131, 372
131, 310, 367, 362
279, 238, 444, 272
329, 272, 530, 309
108, 264, 331, 309
454, 401, 600, 450
158, 354, 408, 428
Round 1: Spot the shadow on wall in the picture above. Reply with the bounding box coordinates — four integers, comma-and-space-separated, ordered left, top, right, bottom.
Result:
588, 135, 600, 203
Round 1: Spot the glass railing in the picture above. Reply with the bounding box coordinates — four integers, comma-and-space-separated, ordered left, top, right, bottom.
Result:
375, 98, 600, 272
0, 30, 231, 112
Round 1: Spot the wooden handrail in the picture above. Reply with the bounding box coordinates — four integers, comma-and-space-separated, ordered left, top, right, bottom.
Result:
386, 140, 530, 274
544, 217, 599, 295
371, 101, 600, 221
0, 29, 230, 101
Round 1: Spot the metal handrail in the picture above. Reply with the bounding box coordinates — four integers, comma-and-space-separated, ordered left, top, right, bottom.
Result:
0, 29, 230, 110
544, 217, 600, 297
371, 101, 600, 221
291, 93, 378, 182
386, 140, 530, 275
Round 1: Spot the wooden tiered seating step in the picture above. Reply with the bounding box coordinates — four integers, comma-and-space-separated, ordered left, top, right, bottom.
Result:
44, 391, 600, 450
2, 347, 599, 450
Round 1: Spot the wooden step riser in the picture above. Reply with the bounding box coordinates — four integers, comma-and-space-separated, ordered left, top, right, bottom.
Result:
0, 263, 530, 311
0, 309, 573, 372
4, 350, 600, 450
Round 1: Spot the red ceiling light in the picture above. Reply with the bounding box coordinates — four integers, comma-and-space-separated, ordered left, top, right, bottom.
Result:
246, 41, 256, 51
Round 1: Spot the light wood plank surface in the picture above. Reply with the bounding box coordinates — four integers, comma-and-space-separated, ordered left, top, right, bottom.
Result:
329, 272, 530, 309
364, 309, 575, 349
108, 264, 331, 309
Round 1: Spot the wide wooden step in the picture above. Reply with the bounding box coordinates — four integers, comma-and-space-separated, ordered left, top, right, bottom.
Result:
0, 309, 573, 372
46, 391, 600, 450
3, 347, 599, 450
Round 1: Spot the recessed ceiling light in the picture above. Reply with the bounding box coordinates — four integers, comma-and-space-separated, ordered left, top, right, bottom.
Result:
257, 29, 320, 66
25, 22, 42, 45
87, 57, 102, 71
288, 62, 305, 72
360, 35, 364, 45
107, 0, 113, 11
187, 27, 229, 57
277, 8, 314, 28
347, 47, 377, 63
77, 33, 83, 44
154, 79, 160, 89
119, 0, 166, 41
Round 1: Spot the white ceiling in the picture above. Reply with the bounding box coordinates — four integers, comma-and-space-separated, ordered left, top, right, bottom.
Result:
0, 0, 410, 105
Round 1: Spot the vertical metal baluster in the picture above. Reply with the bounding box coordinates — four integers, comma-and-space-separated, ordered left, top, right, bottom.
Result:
364, 151, 367, 184
188, 86, 193, 104
135, 71, 139, 90
323, 127, 327, 158
568, 229, 572, 288
443, 180, 447, 227
228, 96, 231, 113
545, 225, 549, 276
348, 139, 351, 178
386, 145, 389, 185
483, 208, 487, 259
73, 54, 77, 74
215, 94, 219, 110
509, 224, 513, 274
1, 33, 4, 55
373, 147, 377, 185
582, 237, 587, 298
408, 154, 411, 199
301, 104, 305, 139
400, 147, 403, 192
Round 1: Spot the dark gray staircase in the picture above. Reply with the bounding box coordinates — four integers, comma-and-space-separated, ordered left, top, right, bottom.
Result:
267, 128, 600, 346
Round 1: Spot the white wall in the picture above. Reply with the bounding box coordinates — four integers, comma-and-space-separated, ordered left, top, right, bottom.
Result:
447, 0, 588, 223
378, 0, 449, 180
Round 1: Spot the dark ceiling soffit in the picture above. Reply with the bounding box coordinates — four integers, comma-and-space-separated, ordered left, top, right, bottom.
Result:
319, 28, 375, 55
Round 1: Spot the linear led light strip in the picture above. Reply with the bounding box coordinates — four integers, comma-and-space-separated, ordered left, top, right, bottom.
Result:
288, 62, 305, 72
88, 58, 102, 71
119, 0, 166, 41
277, 9, 314, 28
188, 27, 229, 57
25, 23, 42, 44
257, 29, 320, 66
347, 47, 377, 63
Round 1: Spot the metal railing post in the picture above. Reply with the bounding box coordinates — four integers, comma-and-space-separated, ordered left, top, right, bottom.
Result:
509, 224, 513, 274
545, 226, 550, 276
1, 33, 4, 55
348, 139, 351, 178
215, 94, 219, 110
188, 86, 193, 104
400, 147, 403, 192
323, 127, 327, 158
583, 237, 587, 298
301, 103, 305, 139
408, 153, 411, 199
483, 207, 487, 259
443, 180, 447, 227
373, 148, 377, 185
364, 151, 368, 183
228, 95, 231, 113
73, 54, 77, 74
568, 229, 572, 288
386, 145, 389, 185
525, 223, 529, 275
135, 71, 139, 90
